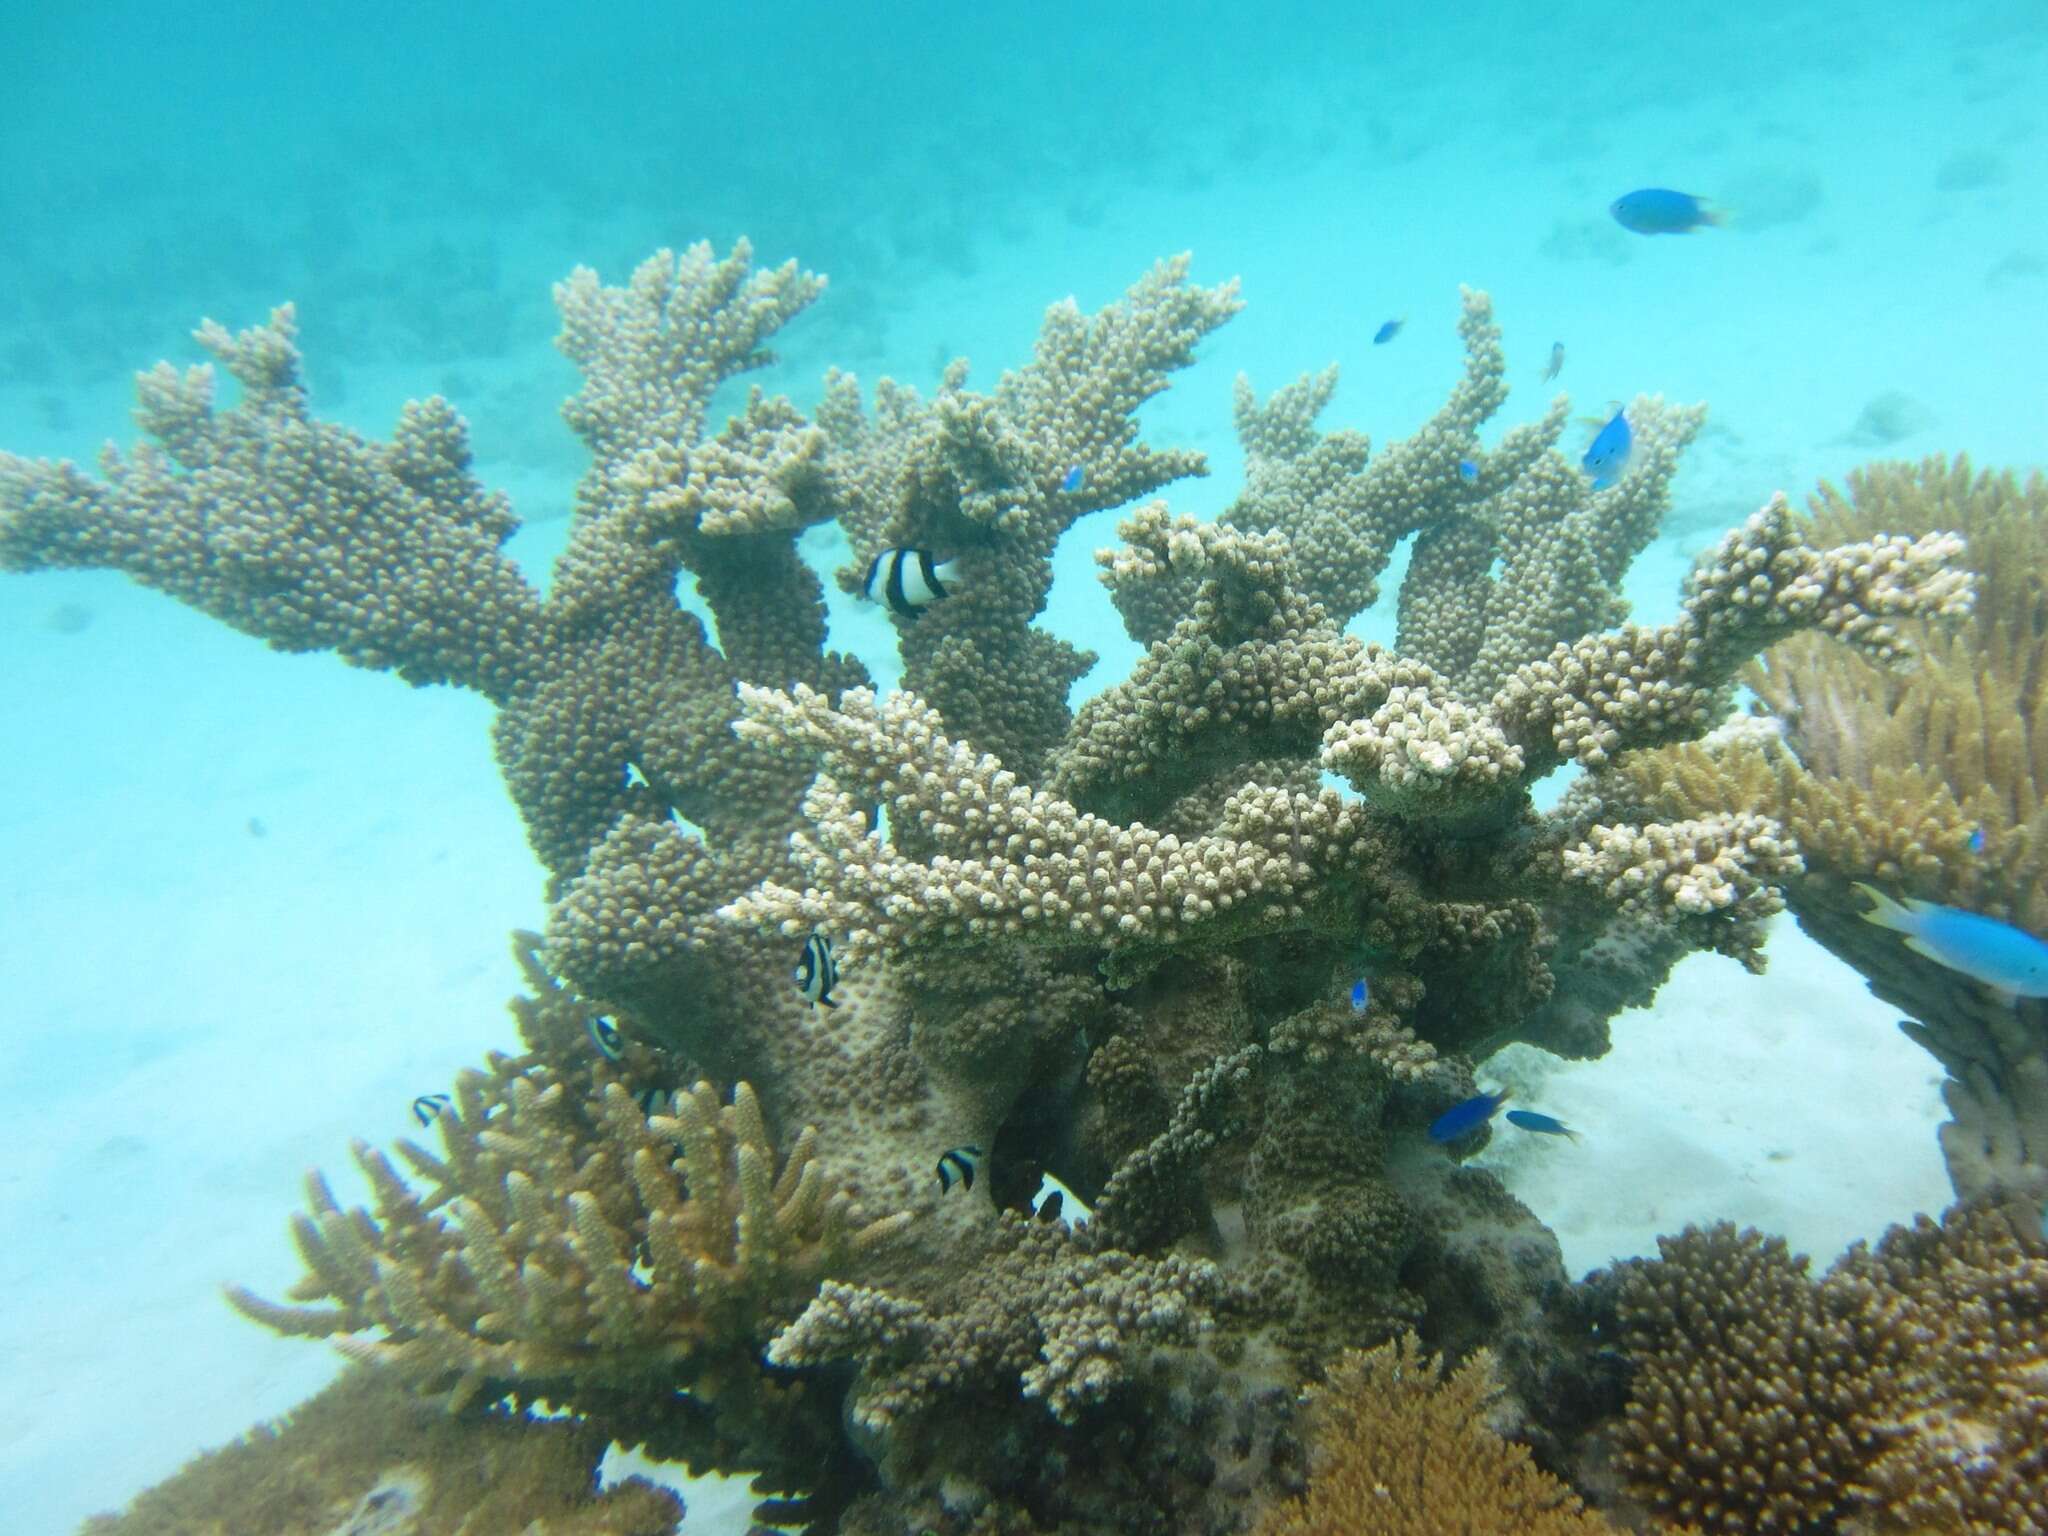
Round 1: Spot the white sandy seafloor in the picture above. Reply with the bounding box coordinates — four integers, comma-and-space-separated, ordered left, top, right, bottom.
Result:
3, 8, 2042, 1533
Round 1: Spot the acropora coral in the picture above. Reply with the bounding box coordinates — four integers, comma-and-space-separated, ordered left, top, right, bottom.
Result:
1600, 1200, 2048, 1535
0, 242, 1988, 1532
1253, 1332, 1622, 1536
1614, 458, 2048, 1216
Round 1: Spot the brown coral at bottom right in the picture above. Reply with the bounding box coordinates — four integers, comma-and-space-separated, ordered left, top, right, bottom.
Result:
1608, 1201, 2048, 1535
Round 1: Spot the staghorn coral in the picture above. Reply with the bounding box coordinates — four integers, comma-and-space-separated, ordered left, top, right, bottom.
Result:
229, 1063, 906, 1511
77, 1365, 683, 1536
1252, 1332, 1622, 1536
819, 255, 1243, 779
767, 1212, 1220, 1428
1561, 810, 1803, 973
1605, 1201, 2048, 1536
0, 242, 1986, 1533
1615, 458, 2048, 1211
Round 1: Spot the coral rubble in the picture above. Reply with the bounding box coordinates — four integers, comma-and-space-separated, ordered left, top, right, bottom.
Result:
0, 244, 1980, 1533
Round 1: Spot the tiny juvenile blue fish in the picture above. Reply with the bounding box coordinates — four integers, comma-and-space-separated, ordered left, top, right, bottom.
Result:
588, 1014, 625, 1062
1543, 341, 1565, 382
1429, 1090, 1509, 1143
1350, 978, 1370, 1012
1610, 188, 1724, 236
1373, 318, 1404, 345
1060, 464, 1086, 494
1505, 1109, 1580, 1141
1968, 826, 1988, 854
1854, 882, 2048, 1001
1582, 408, 1633, 490
1458, 459, 1479, 483
412, 1093, 452, 1128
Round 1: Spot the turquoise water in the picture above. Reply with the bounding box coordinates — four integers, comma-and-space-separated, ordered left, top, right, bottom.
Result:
2, 1, 2042, 1529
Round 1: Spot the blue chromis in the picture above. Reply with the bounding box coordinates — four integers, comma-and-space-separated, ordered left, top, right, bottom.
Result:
1373, 318, 1404, 345
1543, 342, 1565, 382
1350, 977, 1370, 1012
1060, 464, 1086, 493
1458, 458, 1479, 483
1428, 1090, 1509, 1143
1505, 1109, 1580, 1141
1853, 883, 2048, 1002
1968, 826, 1988, 854
1609, 188, 1724, 235
1582, 408, 1633, 490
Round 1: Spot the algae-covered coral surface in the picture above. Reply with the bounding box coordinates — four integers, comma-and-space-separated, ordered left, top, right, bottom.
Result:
0, 244, 1995, 1533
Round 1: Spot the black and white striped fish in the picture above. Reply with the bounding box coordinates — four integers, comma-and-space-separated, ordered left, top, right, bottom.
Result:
861, 548, 964, 617
935, 1144, 984, 1193
588, 1014, 626, 1062
794, 932, 840, 1008
412, 1093, 452, 1128
634, 1085, 671, 1116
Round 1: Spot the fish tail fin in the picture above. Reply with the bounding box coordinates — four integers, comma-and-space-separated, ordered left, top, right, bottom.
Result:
1852, 881, 1916, 933
1698, 200, 1729, 228
933, 557, 967, 588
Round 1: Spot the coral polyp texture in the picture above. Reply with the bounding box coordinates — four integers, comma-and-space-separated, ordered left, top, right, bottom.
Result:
1615, 458, 2048, 1215
1602, 1201, 2048, 1535
0, 242, 1985, 1532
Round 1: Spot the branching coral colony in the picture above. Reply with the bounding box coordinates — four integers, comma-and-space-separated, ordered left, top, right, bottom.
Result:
0, 243, 1984, 1534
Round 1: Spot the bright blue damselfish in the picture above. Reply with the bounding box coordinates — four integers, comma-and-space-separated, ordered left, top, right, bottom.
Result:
1373, 318, 1403, 344
1610, 188, 1723, 235
1458, 458, 1479, 482
1582, 408, 1632, 490
1853, 882, 2048, 1000
1060, 464, 1086, 493
1350, 978, 1369, 1012
1505, 1109, 1579, 1141
1429, 1090, 1509, 1143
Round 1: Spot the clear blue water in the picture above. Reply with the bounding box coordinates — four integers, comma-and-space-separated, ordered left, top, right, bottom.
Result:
2, 1, 2043, 1528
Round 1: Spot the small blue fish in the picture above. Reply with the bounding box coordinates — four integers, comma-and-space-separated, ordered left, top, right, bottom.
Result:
1582, 408, 1632, 490
587, 1014, 625, 1062
1373, 318, 1404, 345
1458, 459, 1479, 483
1060, 464, 1086, 494
412, 1093, 452, 1128
1968, 826, 1988, 854
1853, 883, 2048, 1001
1350, 978, 1370, 1012
935, 1144, 984, 1193
1428, 1090, 1509, 1143
1543, 342, 1565, 383
794, 932, 840, 1008
1505, 1109, 1580, 1142
1610, 188, 1724, 235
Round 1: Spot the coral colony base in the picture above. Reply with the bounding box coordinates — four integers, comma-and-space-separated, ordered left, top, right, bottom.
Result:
4, 242, 2044, 1534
